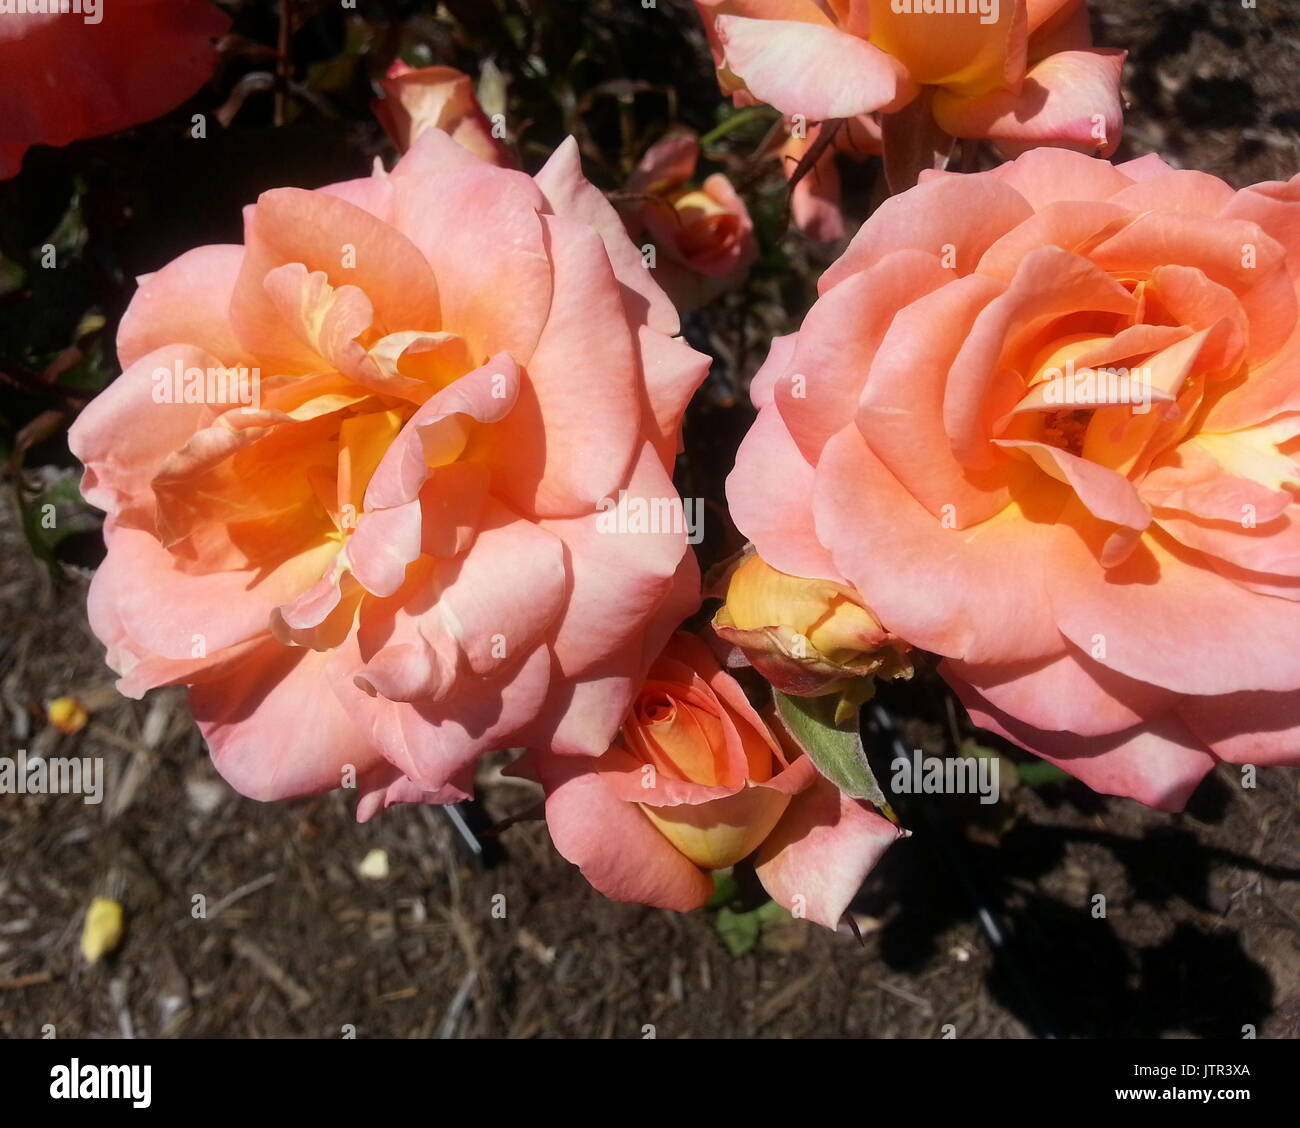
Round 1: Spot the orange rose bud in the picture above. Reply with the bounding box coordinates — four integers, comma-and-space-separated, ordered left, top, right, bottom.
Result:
372, 62, 513, 166
48, 696, 88, 735
712, 551, 913, 697
620, 132, 757, 313
607, 633, 803, 870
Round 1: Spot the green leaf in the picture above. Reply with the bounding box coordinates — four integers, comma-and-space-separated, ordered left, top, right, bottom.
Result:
754, 900, 789, 925
958, 737, 1000, 761
713, 899, 795, 957
714, 905, 763, 958
18, 469, 100, 576
705, 868, 741, 911
1015, 760, 1072, 788
773, 690, 893, 815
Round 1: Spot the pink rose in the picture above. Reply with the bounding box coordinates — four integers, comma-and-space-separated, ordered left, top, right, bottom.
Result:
694, 1, 1124, 166
0, 0, 229, 179
69, 129, 709, 818
371, 61, 514, 166
729, 147, 1300, 812
526, 633, 901, 927
621, 132, 758, 312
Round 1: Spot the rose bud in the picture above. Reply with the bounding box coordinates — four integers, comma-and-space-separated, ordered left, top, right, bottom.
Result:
529, 632, 902, 927
713, 551, 912, 697
778, 114, 882, 242
372, 62, 513, 166
620, 132, 757, 313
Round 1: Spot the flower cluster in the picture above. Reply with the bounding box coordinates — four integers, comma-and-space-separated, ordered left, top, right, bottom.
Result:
33, 2, 1299, 929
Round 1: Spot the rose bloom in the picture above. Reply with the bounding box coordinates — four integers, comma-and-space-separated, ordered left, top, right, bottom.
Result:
694, 0, 1124, 159
713, 549, 912, 696
778, 114, 882, 242
621, 132, 757, 313
0, 0, 229, 179
69, 128, 709, 817
371, 61, 513, 166
730, 147, 1300, 811
525, 633, 901, 926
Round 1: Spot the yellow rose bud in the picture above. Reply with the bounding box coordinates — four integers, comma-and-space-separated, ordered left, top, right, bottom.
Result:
712, 551, 913, 696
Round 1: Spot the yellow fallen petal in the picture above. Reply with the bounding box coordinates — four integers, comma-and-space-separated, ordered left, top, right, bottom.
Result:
357, 848, 389, 880
48, 696, 88, 735
81, 897, 124, 964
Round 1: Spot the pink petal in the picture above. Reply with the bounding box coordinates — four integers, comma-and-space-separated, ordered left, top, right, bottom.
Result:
356, 762, 475, 823
748, 331, 797, 409
932, 49, 1126, 158
820, 172, 1033, 293
527, 549, 702, 758
343, 629, 556, 791
68, 344, 225, 524
813, 425, 1065, 664
1178, 692, 1300, 767
637, 325, 712, 466
481, 213, 643, 517
974, 200, 1131, 282
1090, 211, 1295, 366
989, 145, 1135, 208
782, 249, 953, 461
1108, 170, 1236, 217
87, 522, 334, 663
994, 440, 1151, 566
117, 246, 253, 370
715, 15, 914, 120
534, 136, 680, 335
391, 129, 552, 363
951, 676, 1216, 812
534, 752, 715, 912
627, 133, 699, 195
858, 272, 1012, 523
728, 406, 845, 583
540, 441, 700, 677
364, 353, 519, 514
232, 187, 441, 372
946, 245, 1136, 471
1049, 524, 1300, 696
942, 648, 1179, 739
193, 642, 383, 802
754, 774, 902, 929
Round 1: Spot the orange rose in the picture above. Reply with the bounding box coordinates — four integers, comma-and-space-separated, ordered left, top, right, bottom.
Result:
529, 633, 901, 927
